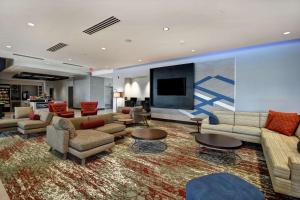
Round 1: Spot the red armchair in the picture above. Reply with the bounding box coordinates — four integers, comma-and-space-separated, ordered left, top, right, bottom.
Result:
80, 102, 98, 116
51, 102, 74, 118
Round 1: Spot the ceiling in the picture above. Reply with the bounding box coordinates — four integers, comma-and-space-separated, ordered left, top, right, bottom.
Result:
0, 0, 300, 75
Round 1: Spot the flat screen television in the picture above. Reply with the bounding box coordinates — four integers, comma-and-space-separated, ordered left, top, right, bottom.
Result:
157, 78, 186, 96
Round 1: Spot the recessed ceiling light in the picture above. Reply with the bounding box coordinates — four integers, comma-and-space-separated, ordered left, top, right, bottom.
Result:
5, 45, 12, 48
138, 59, 142, 62
283, 32, 290, 35
27, 22, 35, 27
68, 58, 72, 61
163, 27, 170, 31
180, 40, 185, 44
191, 49, 196, 52
101, 47, 106, 50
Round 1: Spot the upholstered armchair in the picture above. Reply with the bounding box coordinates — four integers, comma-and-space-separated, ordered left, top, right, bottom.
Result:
114, 106, 144, 124
80, 102, 98, 116
51, 103, 74, 118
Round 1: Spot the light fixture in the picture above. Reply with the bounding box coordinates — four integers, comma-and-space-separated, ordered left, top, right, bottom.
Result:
101, 47, 106, 50
27, 22, 35, 27
180, 40, 185, 44
163, 27, 170, 31
191, 49, 196, 52
68, 58, 72, 61
5, 45, 12, 48
283, 32, 290, 35
138, 59, 142, 62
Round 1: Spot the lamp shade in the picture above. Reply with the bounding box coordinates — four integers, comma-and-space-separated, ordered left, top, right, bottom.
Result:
113, 92, 123, 98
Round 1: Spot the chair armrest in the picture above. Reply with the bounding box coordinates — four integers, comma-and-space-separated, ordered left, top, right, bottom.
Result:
288, 156, 300, 182
202, 117, 209, 125
46, 125, 69, 154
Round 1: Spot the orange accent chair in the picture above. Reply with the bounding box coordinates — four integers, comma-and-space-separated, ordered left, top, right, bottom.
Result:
80, 102, 98, 116
51, 102, 74, 118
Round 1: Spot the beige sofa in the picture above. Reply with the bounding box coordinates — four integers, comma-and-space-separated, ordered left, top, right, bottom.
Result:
47, 113, 128, 165
114, 106, 144, 124
201, 111, 300, 198
0, 107, 33, 133
17, 111, 54, 138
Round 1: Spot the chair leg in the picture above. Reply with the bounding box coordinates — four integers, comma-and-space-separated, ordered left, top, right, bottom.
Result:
49, 147, 53, 152
81, 158, 86, 166
63, 153, 67, 160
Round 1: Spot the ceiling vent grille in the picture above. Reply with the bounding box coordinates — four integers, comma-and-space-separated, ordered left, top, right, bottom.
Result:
62, 62, 85, 68
13, 53, 44, 60
47, 43, 68, 52
83, 16, 120, 35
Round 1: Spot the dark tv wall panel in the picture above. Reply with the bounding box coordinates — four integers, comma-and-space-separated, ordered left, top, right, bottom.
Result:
150, 63, 194, 110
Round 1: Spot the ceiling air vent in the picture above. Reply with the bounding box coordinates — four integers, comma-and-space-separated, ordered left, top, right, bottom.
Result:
83, 16, 120, 35
47, 43, 68, 52
13, 53, 44, 60
62, 62, 85, 68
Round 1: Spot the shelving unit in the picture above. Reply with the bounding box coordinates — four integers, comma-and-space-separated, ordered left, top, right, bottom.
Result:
0, 85, 11, 112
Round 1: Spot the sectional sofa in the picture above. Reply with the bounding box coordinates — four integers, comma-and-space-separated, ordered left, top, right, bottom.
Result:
47, 113, 128, 165
201, 111, 300, 198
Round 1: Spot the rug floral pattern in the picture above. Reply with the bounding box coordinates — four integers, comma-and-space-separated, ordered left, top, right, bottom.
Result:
0, 120, 297, 200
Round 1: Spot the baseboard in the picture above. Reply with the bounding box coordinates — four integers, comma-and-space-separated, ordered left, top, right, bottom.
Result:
151, 117, 195, 125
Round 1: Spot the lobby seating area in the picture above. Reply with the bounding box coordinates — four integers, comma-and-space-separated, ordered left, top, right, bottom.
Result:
0, 1, 300, 199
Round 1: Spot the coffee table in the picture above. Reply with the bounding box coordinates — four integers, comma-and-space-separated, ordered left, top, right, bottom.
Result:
131, 128, 167, 153
195, 134, 243, 163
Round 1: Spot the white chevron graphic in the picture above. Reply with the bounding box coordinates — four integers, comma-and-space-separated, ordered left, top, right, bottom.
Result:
194, 91, 235, 111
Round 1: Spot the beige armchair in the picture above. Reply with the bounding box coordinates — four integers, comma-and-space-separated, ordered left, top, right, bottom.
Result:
114, 106, 144, 124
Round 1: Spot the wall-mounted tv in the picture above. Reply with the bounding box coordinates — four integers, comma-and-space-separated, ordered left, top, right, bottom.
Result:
157, 78, 186, 96
150, 63, 194, 110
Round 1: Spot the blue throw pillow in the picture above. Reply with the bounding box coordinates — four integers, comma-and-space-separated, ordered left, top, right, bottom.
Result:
209, 114, 219, 125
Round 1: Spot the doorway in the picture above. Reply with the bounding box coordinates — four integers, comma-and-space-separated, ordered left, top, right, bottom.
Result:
104, 86, 113, 109
49, 88, 54, 99
68, 86, 74, 108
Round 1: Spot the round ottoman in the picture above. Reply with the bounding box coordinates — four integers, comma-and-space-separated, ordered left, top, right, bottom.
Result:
186, 173, 264, 200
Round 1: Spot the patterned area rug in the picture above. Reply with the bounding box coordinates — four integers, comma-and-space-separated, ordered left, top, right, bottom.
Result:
0, 120, 297, 200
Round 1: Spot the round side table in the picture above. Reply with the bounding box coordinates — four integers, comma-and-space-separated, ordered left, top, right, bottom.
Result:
190, 117, 203, 135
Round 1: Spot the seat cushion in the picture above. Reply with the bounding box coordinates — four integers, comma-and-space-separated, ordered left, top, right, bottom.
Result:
261, 129, 299, 180
201, 123, 233, 132
0, 118, 28, 128
233, 125, 261, 136
81, 110, 97, 116
95, 123, 126, 134
113, 113, 131, 120
18, 120, 47, 130
69, 130, 114, 151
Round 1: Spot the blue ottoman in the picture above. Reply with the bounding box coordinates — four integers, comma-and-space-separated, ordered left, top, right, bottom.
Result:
186, 173, 264, 200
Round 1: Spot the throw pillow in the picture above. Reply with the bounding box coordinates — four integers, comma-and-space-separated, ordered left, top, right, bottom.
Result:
122, 108, 130, 114
209, 114, 219, 125
29, 112, 40, 120
80, 119, 105, 129
267, 113, 300, 136
265, 110, 298, 128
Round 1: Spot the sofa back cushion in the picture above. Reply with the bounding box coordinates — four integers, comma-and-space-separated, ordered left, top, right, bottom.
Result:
69, 117, 88, 130
88, 113, 114, 124
39, 111, 54, 124
259, 113, 268, 128
213, 111, 234, 125
80, 119, 105, 129
14, 107, 33, 119
235, 112, 260, 127
53, 117, 76, 138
